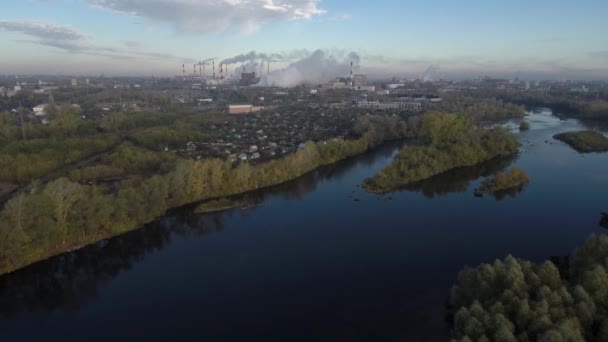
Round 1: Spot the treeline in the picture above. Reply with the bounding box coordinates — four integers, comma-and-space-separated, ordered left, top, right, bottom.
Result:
0, 135, 120, 184
363, 113, 520, 193
479, 89, 608, 121
0, 115, 407, 275
67, 142, 177, 183
450, 234, 608, 342
0, 106, 230, 184
431, 94, 525, 122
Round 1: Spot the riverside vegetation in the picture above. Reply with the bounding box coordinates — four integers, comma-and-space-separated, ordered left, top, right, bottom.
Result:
363, 113, 520, 193
475, 168, 530, 196
553, 131, 608, 153
450, 234, 608, 342
0, 112, 407, 275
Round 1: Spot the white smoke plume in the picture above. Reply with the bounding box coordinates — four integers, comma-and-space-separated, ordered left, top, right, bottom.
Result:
265, 50, 360, 87
222, 49, 361, 87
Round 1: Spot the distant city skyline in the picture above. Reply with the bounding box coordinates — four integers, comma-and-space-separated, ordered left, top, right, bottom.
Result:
1, 0, 607, 80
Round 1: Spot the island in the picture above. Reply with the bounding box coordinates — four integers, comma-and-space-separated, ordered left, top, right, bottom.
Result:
519, 121, 530, 131
474, 167, 529, 197
363, 113, 520, 193
450, 234, 608, 342
553, 131, 608, 153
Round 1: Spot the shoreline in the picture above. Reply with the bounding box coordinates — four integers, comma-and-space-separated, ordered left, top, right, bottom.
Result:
0, 135, 405, 276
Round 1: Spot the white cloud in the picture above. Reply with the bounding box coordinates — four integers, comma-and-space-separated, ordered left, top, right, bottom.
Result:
0, 19, 193, 63
0, 20, 89, 41
330, 13, 352, 21
87, 0, 325, 34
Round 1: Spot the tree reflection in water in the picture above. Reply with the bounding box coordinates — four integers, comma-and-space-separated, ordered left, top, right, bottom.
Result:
0, 141, 404, 318
0, 212, 223, 318
399, 155, 518, 198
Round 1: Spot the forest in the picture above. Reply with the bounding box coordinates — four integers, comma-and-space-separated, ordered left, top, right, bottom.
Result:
431, 94, 526, 122
0, 114, 407, 275
468, 89, 608, 123
450, 234, 608, 342
363, 113, 520, 193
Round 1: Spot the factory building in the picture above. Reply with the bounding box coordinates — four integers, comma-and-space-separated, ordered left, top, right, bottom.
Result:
228, 104, 264, 114
353, 74, 367, 86
355, 85, 376, 92
239, 72, 259, 86
357, 100, 422, 111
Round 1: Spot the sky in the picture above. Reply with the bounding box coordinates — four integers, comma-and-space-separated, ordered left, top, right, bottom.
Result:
1, 0, 607, 80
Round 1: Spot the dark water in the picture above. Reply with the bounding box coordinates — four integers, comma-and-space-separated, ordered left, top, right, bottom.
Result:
1, 109, 606, 341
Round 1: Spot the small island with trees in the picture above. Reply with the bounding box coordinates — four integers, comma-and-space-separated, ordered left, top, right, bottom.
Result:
363, 113, 520, 193
474, 167, 529, 197
553, 131, 608, 153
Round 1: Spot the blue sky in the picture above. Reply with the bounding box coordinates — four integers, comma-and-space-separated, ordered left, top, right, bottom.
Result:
1, 0, 607, 79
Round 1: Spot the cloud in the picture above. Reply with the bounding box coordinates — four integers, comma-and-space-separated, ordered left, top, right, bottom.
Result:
87, 0, 325, 34
1, 19, 193, 64
0, 20, 89, 41
123, 40, 143, 48
330, 13, 352, 21
588, 51, 608, 60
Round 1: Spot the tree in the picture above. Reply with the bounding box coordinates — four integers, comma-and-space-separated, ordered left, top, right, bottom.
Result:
44, 178, 82, 242
3, 193, 28, 241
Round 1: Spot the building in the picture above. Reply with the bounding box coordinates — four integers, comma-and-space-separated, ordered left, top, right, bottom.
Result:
33, 104, 48, 116
239, 72, 259, 86
353, 74, 367, 86
357, 100, 421, 111
228, 104, 264, 114
355, 85, 376, 92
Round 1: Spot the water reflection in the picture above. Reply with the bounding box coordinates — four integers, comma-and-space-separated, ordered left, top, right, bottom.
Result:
600, 213, 608, 229
398, 155, 517, 198
0, 142, 402, 318
489, 184, 528, 201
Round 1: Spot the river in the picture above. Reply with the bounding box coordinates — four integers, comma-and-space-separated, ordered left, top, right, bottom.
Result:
0, 109, 606, 341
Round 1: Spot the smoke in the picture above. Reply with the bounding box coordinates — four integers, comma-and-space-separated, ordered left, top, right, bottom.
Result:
221, 51, 280, 65
221, 49, 311, 65
421, 64, 441, 82
263, 50, 360, 87
220, 49, 361, 87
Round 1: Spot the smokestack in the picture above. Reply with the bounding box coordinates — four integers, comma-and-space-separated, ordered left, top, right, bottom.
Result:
193, 64, 196, 75
350, 61, 354, 86
213, 60, 215, 80
220, 64, 224, 79
182, 64, 185, 77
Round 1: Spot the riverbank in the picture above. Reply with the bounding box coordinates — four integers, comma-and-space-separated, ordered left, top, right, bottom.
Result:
0, 116, 408, 275
553, 131, 608, 153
